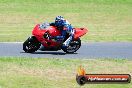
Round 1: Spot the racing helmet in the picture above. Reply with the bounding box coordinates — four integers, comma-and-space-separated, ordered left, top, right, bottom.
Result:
55, 16, 64, 28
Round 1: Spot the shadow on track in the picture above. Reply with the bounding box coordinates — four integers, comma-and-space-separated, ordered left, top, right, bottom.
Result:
20, 51, 78, 55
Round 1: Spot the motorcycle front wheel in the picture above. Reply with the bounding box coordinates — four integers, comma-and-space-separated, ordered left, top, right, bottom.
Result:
62, 38, 81, 53
23, 36, 41, 53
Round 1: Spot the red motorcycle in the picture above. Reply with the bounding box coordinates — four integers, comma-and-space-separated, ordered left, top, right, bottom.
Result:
23, 22, 88, 53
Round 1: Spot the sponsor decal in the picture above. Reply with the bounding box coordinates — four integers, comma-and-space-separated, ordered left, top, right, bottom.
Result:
76, 66, 131, 85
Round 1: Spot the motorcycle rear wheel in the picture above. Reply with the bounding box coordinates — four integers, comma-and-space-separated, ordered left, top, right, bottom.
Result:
62, 38, 81, 53
23, 36, 41, 53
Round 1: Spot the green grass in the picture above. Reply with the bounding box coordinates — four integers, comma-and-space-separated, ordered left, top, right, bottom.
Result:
0, 0, 132, 42
0, 57, 131, 88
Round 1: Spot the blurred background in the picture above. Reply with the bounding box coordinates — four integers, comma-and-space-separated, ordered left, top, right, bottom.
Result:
0, 0, 132, 42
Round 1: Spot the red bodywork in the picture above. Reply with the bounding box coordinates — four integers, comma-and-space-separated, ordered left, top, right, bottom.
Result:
32, 24, 88, 48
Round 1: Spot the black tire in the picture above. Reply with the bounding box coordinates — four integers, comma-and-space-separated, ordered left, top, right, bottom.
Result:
23, 36, 41, 53
62, 38, 81, 53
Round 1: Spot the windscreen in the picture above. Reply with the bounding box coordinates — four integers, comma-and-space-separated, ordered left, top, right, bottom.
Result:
39, 22, 50, 30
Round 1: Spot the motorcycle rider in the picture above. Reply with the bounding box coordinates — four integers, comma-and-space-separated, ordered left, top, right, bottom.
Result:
50, 16, 75, 48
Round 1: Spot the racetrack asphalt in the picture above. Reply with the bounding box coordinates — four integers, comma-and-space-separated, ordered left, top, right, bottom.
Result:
0, 42, 132, 59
